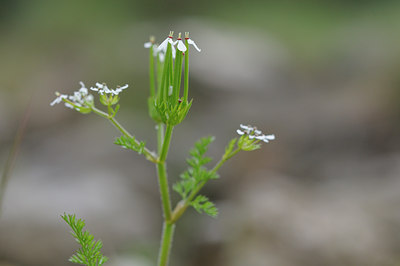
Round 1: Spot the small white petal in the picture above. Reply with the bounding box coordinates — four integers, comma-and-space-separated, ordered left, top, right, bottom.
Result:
96, 83, 104, 89
79, 87, 88, 95
103, 86, 111, 94
119, 84, 128, 90
153, 45, 159, 56
65, 103, 74, 109
263, 139, 269, 143
158, 53, 165, 62
50, 98, 60, 106
172, 45, 176, 59
254, 130, 261, 134
236, 129, 245, 135
74, 91, 81, 99
255, 135, 264, 140
177, 40, 187, 52
157, 38, 169, 52
249, 135, 256, 139
90, 87, 98, 91
86, 94, 94, 102
144, 42, 152, 48
264, 134, 275, 140
79, 81, 86, 88
188, 39, 201, 52
240, 124, 250, 130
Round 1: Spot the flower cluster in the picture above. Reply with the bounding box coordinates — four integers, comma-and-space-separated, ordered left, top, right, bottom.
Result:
237, 124, 275, 143
50, 81, 129, 114
50, 82, 94, 109
90, 83, 128, 96
144, 31, 201, 62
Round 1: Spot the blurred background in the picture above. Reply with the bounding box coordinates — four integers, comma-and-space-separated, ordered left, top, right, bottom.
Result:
1, 0, 400, 265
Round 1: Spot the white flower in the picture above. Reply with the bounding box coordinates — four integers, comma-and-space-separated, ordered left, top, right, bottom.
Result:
157, 31, 175, 53
157, 31, 177, 60
50, 93, 68, 106
185, 32, 201, 52
236, 124, 275, 143
113, 84, 129, 95
50, 82, 93, 109
90, 82, 128, 96
237, 129, 245, 135
144, 36, 156, 49
158, 52, 165, 62
176, 32, 187, 52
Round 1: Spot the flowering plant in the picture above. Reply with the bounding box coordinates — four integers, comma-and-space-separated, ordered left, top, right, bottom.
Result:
53, 31, 275, 266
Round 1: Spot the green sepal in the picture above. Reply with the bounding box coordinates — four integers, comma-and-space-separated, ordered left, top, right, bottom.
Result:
148, 96, 163, 122
100, 94, 120, 106
99, 94, 109, 106
75, 106, 92, 114
110, 95, 120, 106
154, 99, 192, 126
237, 135, 261, 151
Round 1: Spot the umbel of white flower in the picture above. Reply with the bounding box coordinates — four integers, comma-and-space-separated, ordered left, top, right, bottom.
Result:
50, 82, 94, 109
50, 82, 129, 112
237, 124, 275, 143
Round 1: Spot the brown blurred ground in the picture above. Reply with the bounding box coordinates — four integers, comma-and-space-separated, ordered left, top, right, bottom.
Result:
1, 1, 400, 266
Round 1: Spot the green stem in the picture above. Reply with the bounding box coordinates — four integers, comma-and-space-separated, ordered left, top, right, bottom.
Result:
156, 123, 175, 265
157, 222, 175, 266
156, 124, 174, 221
170, 148, 241, 223
91, 106, 158, 163
160, 124, 173, 162
157, 123, 164, 154
157, 162, 172, 221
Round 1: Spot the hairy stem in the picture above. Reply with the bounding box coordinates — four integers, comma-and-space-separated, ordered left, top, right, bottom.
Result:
157, 123, 164, 154
155, 123, 175, 265
157, 162, 172, 221
158, 222, 175, 266
159, 125, 173, 162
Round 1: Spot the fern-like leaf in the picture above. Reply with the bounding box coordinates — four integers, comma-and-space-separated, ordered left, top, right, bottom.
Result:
114, 135, 146, 154
61, 213, 108, 266
173, 136, 217, 200
190, 195, 218, 218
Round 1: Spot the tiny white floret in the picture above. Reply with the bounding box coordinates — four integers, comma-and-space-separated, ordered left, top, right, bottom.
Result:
236, 124, 275, 144
237, 129, 245, 135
